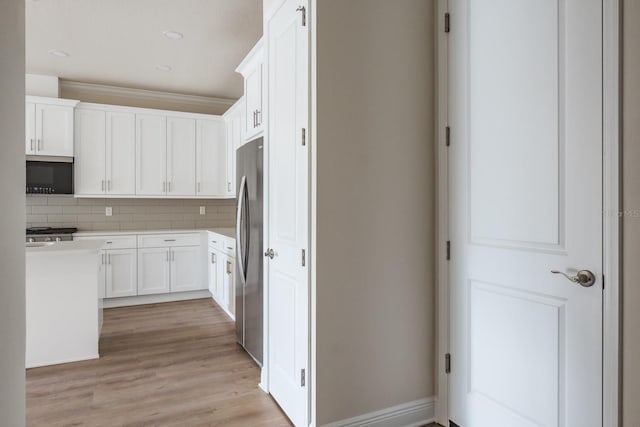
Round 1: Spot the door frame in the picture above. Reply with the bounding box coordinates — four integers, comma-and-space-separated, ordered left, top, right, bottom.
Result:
434, 0, 621, 425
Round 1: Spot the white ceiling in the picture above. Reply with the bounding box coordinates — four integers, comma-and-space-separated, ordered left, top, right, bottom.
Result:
26, 0, 263, 99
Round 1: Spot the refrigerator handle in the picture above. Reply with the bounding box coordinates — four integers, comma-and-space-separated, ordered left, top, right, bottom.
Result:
236, 175, 248, 286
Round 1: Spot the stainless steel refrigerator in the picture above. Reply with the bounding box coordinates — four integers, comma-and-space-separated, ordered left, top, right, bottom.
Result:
235, 137, 263, 366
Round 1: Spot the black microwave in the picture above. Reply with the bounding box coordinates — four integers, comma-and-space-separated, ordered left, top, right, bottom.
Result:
26, 160, 74, 194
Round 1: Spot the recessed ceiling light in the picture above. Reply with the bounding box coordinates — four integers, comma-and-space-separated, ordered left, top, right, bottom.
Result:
155, 64, 172, 72
162, 31, 183, 40
48, 49, 70, 57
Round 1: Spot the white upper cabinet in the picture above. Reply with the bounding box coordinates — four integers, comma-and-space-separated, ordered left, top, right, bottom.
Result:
196, 119, 227, 197
25, 103, 36, 155
167, 117, 196, 197
26, 97, 79, 157
223, 98, 245, 197
236, 38, 264, 141
106, 112, 136, 196
136, 114, 167, 196
75, 108, 106, 195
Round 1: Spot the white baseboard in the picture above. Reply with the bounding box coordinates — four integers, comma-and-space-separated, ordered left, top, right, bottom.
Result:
321, 397, 436, 427
103, 290, 212, 308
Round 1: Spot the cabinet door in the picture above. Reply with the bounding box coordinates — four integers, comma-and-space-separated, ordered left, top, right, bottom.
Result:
137, 247, 170, 295
196, 120, 226, 197
106, 249, 137, 298
225, 109, 244, 197
245, 65, 263, 138
25, 103, 36, 154
136, 114, 166, 196
208, 249, 219, 298
36, 104, 74, 156
167, 117, 196, 196
74, 109, 106, 196
224, 256, 235, 315
106, 112, 136, 196
170, 246, 204, 292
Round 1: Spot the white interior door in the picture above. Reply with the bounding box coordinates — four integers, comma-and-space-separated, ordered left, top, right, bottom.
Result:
267, 1, 309, 426
448, 1, 603, 426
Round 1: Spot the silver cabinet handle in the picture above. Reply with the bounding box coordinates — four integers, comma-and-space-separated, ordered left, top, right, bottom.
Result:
172, 251, 175, 262
551, 269, 596, 287
108, 180, 111, 191
30, 139, 35, 152
211, 253, 216, 264
166, 251, 169, 262
256, 110, 261, 126
226, 261, 232, 274
227, 182, 231, 192
37, 139, 42, 151
197, 182, 201, 193
253, 111, 256, 128
101, 253, 105, 265
101, 180, 105, 191
164, 239, 176, 242
108, 254, 111, 265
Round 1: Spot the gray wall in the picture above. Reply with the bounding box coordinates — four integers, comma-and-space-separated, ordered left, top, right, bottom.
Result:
314, 1, 436, 424
26, 196, 235, 231
622, 0, 639, 424
0, 0, 26, 425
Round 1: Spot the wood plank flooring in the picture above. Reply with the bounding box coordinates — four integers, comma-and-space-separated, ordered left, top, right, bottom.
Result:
26, 298, 292, 427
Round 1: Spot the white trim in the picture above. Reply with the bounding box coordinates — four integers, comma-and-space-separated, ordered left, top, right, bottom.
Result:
435, 0, 450, 425
235, 37, 265, 77
102, 290, 213, 308
602, 0, 621, 425
26, 95, 79, 107
59, 80, 236, 110
223, 97, 245, 119
320, 398, 436, 427
75, 101, 225, 121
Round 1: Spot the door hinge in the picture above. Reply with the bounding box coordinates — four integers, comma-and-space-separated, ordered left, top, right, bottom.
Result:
445, 353, 451, 374
444, 12, 450, 33
302, 249, 306, 267
446, 241, 451, 261
301, 369, 306, 386
296, 5, 306, 27
445, 126, 451, 147
302, 128, 306, 146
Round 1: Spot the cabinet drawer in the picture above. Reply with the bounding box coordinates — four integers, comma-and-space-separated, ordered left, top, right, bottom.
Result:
207, 233, 224, 250
76, 235, 136, 250
222, 238, 235, 256
138, 233, 201, 248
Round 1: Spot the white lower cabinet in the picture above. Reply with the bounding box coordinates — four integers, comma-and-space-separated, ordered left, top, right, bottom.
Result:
105, 249, 137, 298
207, 232, 236, 318
137, 247, 171, 295
170, 246, 203, 292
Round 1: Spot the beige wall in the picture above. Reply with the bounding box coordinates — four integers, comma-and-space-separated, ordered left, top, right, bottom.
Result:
26, 196, 235, 231
314, 1, 436, 424
0, 0, 26, 424
622, 0, 640, 424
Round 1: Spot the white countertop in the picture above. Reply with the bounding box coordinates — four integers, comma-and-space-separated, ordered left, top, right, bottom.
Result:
73, 228, 236, 239
25, 240, 104, 256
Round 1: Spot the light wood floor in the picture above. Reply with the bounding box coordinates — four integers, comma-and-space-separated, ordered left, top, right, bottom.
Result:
26, 298, 292, 427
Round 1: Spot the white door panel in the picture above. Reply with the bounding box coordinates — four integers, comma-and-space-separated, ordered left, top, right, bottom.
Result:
107, 112, 136, 196
136, 114, 166, 196
36, 104, 74, 156
167, 117, 196, 196
197, 120, 226, 196
449, 1, 603, 426
268, 1, 309, 426
26, 103, 36, 154
170, 246, 203, 292
74, 109, 106, 195
137, 248, 170, 295
106, 249, 137, 298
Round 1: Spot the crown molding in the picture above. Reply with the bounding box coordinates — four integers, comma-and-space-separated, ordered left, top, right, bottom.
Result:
59, 80, 237, 110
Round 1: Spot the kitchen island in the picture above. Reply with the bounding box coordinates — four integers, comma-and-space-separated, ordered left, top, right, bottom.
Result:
25, 240, 104, 368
